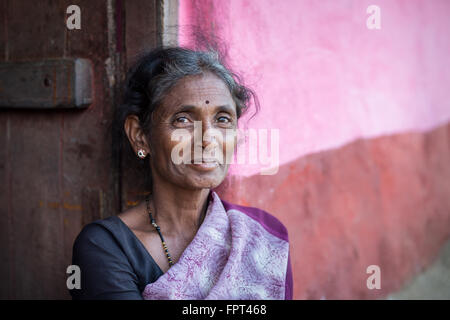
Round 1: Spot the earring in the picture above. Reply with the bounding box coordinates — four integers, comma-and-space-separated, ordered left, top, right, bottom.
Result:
137, 149, 147, 159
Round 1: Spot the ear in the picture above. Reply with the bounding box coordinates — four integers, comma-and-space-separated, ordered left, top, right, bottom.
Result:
124, 115, 151, 156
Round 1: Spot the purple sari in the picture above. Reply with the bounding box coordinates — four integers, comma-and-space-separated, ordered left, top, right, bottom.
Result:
142, 190, 293, 300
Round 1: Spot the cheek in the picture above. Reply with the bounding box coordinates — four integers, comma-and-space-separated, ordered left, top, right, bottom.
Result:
222, 133, 237, 163
157, 128, 194, 165
150, 127, 182, 163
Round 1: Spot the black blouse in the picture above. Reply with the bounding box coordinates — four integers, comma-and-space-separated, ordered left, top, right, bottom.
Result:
69, 216, 163, 300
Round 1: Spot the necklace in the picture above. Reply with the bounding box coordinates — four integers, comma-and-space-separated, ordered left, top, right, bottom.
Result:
146, 196, 174, 267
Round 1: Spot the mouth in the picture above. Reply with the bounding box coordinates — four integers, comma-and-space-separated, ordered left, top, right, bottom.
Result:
188, 159, 220, 171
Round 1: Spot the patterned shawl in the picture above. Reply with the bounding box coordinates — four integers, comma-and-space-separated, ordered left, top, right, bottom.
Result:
142, 190, 293, 300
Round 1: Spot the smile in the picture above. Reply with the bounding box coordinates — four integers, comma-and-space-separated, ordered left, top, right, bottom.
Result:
188, 160, 219, 171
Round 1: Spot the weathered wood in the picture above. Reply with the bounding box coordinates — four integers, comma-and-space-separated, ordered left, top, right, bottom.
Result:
0, 0, 120, 299
125, 0, 159, 68
0, 0, 160, 299
8, 112, 64, 299
122, 0, 160, 209
0, 58, 93, 109
0, 115, 11, 298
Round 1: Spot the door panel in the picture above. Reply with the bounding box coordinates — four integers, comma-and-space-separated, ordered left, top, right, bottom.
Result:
0, 0, 161, 299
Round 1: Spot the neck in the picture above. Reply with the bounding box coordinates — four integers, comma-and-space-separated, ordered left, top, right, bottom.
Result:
148, 178, 211, 237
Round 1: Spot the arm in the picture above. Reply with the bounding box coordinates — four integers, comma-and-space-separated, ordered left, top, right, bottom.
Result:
70, 223, 144, 300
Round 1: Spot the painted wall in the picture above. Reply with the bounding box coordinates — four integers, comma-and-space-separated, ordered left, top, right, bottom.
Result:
179, 0, 450, 299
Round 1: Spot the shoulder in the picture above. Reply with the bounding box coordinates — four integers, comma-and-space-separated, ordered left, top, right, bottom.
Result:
71, 216, 135, 277
73, 216, 124, 254
220, 199, 289, 242
70, 217, 144, 299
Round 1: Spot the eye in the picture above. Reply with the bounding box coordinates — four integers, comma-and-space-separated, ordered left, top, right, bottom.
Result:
217, 116, 232, 123
175, 116, 189, 123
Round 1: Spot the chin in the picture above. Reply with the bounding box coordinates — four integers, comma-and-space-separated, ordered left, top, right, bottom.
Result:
167, 163, 229, 190
186, 178, 224, 190
183, 173, 227, 190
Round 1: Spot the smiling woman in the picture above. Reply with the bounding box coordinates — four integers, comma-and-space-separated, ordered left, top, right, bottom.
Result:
69, 46, 293, 300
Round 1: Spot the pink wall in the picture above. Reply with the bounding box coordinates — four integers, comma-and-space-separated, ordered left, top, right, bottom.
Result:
179, 0, 450, 176
178, 0, 450, 299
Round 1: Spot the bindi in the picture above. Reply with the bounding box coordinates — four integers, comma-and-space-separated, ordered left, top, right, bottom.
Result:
205, 100, 209, 104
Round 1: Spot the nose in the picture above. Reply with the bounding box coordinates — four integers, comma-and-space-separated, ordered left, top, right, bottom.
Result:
201, 120, 221, 149
192, 120, 221, 161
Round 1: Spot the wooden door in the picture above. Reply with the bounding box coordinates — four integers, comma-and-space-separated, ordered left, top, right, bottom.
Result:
0, 0, 162, 299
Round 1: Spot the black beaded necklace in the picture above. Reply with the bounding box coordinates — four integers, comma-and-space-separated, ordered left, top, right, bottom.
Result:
146, 196, 174, 267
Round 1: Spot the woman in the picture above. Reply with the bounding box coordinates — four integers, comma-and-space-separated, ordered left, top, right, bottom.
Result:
70, 47, 293, 300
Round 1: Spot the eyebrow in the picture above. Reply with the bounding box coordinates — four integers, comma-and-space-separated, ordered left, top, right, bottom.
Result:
175, 104, 236, 114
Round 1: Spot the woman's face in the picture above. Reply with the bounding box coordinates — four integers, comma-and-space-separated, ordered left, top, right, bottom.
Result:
147, 72, 238, 190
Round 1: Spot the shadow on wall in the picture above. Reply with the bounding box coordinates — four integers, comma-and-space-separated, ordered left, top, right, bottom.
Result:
388, 239, 450, 300
216, 120, 450, 299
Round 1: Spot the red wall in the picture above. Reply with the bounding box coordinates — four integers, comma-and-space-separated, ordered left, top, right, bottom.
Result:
179, 0, 450, 299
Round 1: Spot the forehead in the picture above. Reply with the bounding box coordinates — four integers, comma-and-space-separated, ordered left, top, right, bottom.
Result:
163, 72, 234, 107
